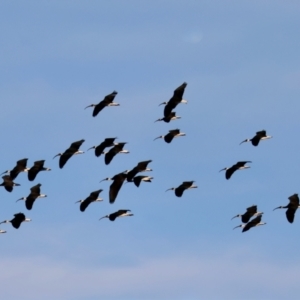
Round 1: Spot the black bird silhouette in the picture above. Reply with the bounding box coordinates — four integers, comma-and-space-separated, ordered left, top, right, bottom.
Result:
53, 139, 85, 168
28, 160, 51, 181
233, 215, 266, 232
16, 183, 47, 210
240, 130, 272, 146
154, 129, 186, 143
219, 161, 251, 180
155, 112, 181, 123
99, 209, 133, 221
2, 158, 29, 180
103, 143, 129, 165
166, 181, 197, 197
231, 205, 263, 223
0, 213, 31, 229
160, 82, 188, 117
76, 189, 103, 212
273, 194, 300, 223
87, 138, 117, 157
100, 171, 128, 204
127, 160, 152, 182
0, 175, 20, 192
133, 176, 153, 187
85, 91, 119, 117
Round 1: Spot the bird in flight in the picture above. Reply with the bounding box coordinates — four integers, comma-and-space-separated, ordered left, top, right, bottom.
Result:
99, 209, 133, 221
240, 130, 272, 146
159, 82, 188, 117
53, 139, 85, 168
85, 91, 119, 117
273, 194, 300, 223
219, 161, 251, 180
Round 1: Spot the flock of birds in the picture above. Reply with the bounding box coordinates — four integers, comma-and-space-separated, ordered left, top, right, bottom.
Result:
0, 82, 297, 234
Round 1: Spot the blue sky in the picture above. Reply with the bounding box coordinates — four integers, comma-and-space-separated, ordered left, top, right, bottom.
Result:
1, 1, 300, 299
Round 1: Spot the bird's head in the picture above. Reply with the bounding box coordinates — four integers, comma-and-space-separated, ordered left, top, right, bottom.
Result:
159, 102, 167, 106
16, 197, 26, 202
273, 206, 284, 211
154, 136, 163, 141
233, 224, 244, 230
53, 153, 62, 159
100, 177, 111, 182
239, 139, 250, 145
84, 104, 95, 109
231, 214, 241, 220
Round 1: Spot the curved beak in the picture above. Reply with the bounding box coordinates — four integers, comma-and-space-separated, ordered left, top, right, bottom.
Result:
239, 139, 247, 145
16, 198, 24, 202
153, 136, 162, 141
1, 170, 8, 175
75, 200, 82, 204
53, 153, 61, 159
231, 215, 239, 220
233, 225, 241, 230
87, 146, 95, 151
159, 102, 166, 106
84, 104, 94, 109
219, 168, 227, 172
154, 118, 161, 123
99, 216, 107, 221
165, 188, 173, 192
273, 206, 281, 211
100, 178, 109, 183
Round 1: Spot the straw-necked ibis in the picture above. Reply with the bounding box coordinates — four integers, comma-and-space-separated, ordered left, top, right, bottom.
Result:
100, 170, 128, 204
76, 189, 103, 212
16, 183, 46, 210
103, 142, 129, 165
99, 209, 133, 221
0, 213, 31, 229
2, 158, 29, 180
87, 138, 117, 157
127, 160, 152, 182
231, 205, 263, 223
166, 181, 197, 197
240, 130, 272, 146
0, 175, 20, 192
160, 82, 187, 117
220, 161, 251, 180
85, 91, 119, 117
233, 215, 266, 232
132, 176, 153, 187
154, 129, 185, 143
28, 160, 51, 181
155, 112, 181, 123
273, 194, 300, 223
54, 139, 85, 168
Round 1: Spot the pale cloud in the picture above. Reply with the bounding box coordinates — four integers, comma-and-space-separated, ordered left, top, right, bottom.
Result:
1, 247, 300, 300
184, 32, 203, 44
